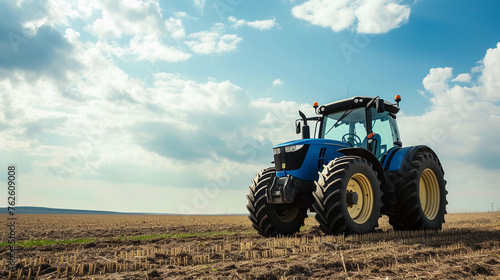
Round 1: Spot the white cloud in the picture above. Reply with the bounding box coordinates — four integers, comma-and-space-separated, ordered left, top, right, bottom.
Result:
0, 0, 317, 214
292, 0, 410, 34
273, 78, 284, 86
175, 11, 188, 17
185, 24, 242, 54
228, 16, 246, 28
175, 11, 197, 20
13, 1, 249, 63
18, 170, 252, 214
19, 0, 95, 33
126, 36, 192, 62
440, 160, 500, 213
194, 0, 206, 10
13, 0, 192, 63
87, 0, 166, 39
0, 25, 314, 213
422, 67, 453, 98
396, 43, 500, 212
399, 42, 500, 174
87, 17, 121, 39
355, 0, 410, 33
451, 73, 471, 83
480, 42, 500, 101
80, 0, 191, 62
248, 18, 278, 30
165, 17, 186, 39
228, 16, 278, 30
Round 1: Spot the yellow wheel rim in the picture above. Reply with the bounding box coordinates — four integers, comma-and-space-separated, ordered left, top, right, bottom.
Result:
419, 168, 440, 220
346, 173, 373, 224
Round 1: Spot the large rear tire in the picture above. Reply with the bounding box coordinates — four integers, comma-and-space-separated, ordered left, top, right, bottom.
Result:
388, 152, 447, 230
313, 156, 383, 235
246, 167, 308, 237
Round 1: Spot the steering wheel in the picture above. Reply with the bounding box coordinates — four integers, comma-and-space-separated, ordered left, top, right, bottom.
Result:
341, 133, 361, 147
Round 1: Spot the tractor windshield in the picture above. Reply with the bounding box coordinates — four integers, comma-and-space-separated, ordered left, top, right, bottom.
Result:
323, 107, 367, 146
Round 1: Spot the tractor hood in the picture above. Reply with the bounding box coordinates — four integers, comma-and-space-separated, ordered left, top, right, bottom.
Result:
273, 138, 351, 181
274, 138, 350, 149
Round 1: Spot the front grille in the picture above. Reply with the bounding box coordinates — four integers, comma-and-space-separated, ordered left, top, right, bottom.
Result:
274, 145, 310, 171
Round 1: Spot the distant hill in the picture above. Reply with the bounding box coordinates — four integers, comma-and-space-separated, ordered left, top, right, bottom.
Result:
0, 206, 151, 215
0, 206, 247, 215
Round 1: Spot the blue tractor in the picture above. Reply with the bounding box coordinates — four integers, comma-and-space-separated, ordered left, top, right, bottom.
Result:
247, 96, 447, 236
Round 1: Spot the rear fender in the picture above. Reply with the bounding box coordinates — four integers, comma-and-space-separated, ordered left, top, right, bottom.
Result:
384, 145, 440, 174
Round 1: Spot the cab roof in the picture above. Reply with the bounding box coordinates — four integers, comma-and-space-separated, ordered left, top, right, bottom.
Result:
317, 96, 400, 115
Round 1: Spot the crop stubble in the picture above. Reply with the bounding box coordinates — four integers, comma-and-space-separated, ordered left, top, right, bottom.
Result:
0, 212, 499, 279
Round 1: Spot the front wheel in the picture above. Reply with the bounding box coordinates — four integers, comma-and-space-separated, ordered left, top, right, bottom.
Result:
246, 167, 308, 237
313, 156, 383, 235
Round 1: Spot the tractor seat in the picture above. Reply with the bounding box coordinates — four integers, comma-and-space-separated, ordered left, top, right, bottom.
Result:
360, 134, 382, 158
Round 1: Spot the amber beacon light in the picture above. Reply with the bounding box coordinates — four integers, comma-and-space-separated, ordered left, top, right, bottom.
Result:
395, 95, 401, 105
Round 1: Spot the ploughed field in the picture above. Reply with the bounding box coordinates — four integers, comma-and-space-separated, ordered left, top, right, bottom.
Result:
1, 212, 499, 279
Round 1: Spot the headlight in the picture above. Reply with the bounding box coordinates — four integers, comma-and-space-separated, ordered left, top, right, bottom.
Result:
273, 148, 281, 155
284, 145, 304, 153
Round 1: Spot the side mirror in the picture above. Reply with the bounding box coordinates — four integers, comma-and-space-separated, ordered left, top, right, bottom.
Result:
376, 98, 385, 113
295, 121, 301, 134
298, 110, 310, 139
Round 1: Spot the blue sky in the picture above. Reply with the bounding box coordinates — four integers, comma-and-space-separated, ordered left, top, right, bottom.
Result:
1, 0, 499, 214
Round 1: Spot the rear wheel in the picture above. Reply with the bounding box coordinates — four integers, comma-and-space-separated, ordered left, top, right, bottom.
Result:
313, 156, 383, 235
246, 167, 308, 237
388, 152, 447, 230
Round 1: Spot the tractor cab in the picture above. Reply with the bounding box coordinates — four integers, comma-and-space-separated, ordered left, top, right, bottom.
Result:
320, 97, 402, 160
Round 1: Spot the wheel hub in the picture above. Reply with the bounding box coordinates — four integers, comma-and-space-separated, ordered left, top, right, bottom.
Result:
346, 173, 374, 224
346, 191, 359, 206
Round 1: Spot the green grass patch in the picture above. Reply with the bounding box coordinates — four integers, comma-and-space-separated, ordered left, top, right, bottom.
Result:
300, 225, 312, 231
0, 230, 254, 248
0, 238, 98, 248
